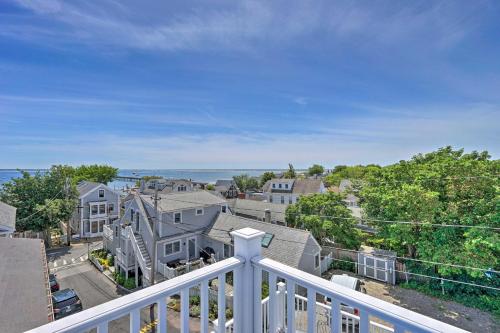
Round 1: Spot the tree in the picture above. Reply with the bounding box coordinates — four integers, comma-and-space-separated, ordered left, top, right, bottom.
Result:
283, 163, 296, 178
360, 147, 500, 305
233, 174, 259, 192
72, 164, 118, 184
0, 167, 78, 236
324, 164, 380, 186
260, 171, 276, 187
285, 192, 362, 249
206, 184, 215, 191
308, 164, 325, 176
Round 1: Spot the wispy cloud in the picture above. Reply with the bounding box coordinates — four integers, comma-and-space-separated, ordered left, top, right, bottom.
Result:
7, 0, 483, 53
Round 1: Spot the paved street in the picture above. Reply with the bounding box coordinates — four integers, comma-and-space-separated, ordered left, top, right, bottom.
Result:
51, 248, 204, 332
47, 241, 102, 272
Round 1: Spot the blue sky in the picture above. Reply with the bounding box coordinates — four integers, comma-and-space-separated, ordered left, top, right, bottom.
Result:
0, 0, 499, 168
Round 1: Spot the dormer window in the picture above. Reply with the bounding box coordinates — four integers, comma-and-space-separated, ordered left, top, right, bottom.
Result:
99, 189, 104, 198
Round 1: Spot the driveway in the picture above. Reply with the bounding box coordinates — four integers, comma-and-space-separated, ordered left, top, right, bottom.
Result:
324, 269, 498, 333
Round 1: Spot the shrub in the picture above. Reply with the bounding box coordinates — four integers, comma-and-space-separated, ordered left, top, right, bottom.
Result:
107, 255, 114, 266
225, 308, 233, 320
330, 256, 356, 272
190, 295, 200, 306
189, 305, 200, 317
123, 278, 135, 290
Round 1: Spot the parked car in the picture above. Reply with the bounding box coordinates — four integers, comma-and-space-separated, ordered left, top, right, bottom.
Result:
52, 288, 83, 319
49, 274, 59, 292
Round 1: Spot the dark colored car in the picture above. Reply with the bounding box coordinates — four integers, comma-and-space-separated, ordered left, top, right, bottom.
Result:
49, 274, 59, 292
52, 288, 83, 319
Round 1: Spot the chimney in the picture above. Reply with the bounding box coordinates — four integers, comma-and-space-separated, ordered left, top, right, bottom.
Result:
264, 209, 271, 223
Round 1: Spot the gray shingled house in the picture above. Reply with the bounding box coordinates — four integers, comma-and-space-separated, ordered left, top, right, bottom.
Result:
227, 198, 288, 225
214, 179, 239, 198
262, 178, 326, 204
0, 201, 16, 237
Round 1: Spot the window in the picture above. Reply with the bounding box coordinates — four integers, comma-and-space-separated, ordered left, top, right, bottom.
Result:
269, 196, 273, 203
135, 212, 140, 224
223, 243, 232, 258
174, 212, 182, 223
108, 203, 114, 213
91, 205, 98, 215
99, 189, 104, 198
279, 183, 282, 189
178, 185, 186, 192
281, 196, 285, 204
196, 208, 204, 216
289, 197, 293, 204
285, 184, 288, 189
84, 221, 90, 233
165, 240, 181, 255
261, 233, 274, 248
272, 183, 276, 188
115, 226, 118, 237
221, 205, 227, 213
91, 221, 98, 233
315, 253, 320, 268
99, 220, 105, 233
130, 208, 134, 220
99, 204, 106, 215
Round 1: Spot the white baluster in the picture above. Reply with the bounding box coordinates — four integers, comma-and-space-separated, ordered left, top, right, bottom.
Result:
286, 280, 295, 333
330, 299, 341, 333
307, 289, 316, 333
233, 266, 243, 333
217, 273, 226, 333
200, 280, 209, 333
268, 272, 277, 333
359, 308, 369, 333
181, 288, 189, 333
277, 282, 286, 330
130, 308, 140, 333
157, 297, 167, 333
97, 322, 108, 333
255, 266, 263, 332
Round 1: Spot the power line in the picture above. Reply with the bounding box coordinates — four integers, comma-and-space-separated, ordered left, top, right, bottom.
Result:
15, 188, 65, 222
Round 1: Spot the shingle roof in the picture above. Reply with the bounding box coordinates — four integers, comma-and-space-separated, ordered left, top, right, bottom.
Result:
76, 181, 102, 196
227, 199, 288, 223
0, 201, 16, 231
0, 238, 51, 332
206, 214, 319, 269
262, 179, 323, 194
215, 179, 235, 187
140, 190, 227, 212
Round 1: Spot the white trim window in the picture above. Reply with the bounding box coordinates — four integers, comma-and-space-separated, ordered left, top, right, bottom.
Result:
174, 212, 182, 224
98, 220, 105, 233
91, 205, 98, 216
281, 196, 285, 204
221, 205, 227, 213
99, 203, 106, 215
98, 189, 105, 198
195, 208, 204, 216
223, 243, 232, 258
165, 240, 181, 255
108, 203, 114, 214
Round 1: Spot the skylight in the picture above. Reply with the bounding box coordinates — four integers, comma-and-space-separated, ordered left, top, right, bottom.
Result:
261, 233, 274, 248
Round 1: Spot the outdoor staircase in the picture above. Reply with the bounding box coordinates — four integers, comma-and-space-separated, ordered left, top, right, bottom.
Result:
134, 233, 152, 268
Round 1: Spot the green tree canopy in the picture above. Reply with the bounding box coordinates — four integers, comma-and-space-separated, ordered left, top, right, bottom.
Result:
0, 167, 78, 233
360, 147, 499, 281
286, 192, 362, 249
308, 164, 325, 176
283, 163, 296, 178
325, 164, 380, 186
206, 184, 215, 191
72, 164, 118, 184
233, 174, 259, 192
260, 171, 276, 187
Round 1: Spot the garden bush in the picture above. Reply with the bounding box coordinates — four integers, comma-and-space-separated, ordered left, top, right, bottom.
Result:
123, 278, 136, 290
330, 256, 356, 272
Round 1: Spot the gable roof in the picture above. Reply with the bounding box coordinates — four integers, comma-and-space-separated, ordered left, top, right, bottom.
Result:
140, 190, 227, 212
215, 179, 235, 187
0, 201, 16, 231
227, 199, 288, 223
206, 214, 320, 269
77, 181, 102, 196
262, 178, 323, 194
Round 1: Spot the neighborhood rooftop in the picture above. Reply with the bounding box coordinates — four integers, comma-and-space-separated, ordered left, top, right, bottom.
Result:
140, 190, 227, 212
0, 238, 51, 332
0, 201, 16, 233
76, 180, 103, 196
262, 178, 324, 194
206, 214, 319, 269
227, 198, 288, 223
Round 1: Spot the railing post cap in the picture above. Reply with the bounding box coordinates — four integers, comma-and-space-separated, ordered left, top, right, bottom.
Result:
230, 227, 265, 240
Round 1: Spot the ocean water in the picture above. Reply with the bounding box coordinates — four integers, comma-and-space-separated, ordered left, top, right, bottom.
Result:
0, 169, 282, 190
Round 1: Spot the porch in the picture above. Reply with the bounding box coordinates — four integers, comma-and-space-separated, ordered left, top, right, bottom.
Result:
28, 228, 467, 333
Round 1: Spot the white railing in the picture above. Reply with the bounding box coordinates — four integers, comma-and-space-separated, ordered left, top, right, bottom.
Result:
103, 225, 113, 240
158, 259, 207, 280
27, 228, 467, 333
128, 226, 151, 277
121, 225, 131, 238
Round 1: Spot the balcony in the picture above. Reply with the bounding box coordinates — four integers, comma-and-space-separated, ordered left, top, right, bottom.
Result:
28, 228, 466, 333
157, 258, 207, 280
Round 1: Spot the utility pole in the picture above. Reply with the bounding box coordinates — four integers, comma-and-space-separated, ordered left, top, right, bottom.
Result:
149, 183, 160, 333
64, 177, 72, 246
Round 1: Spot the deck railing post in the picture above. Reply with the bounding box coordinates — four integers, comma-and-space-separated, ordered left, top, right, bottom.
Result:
276, 282, 286, 330
231, 228, 265, 333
